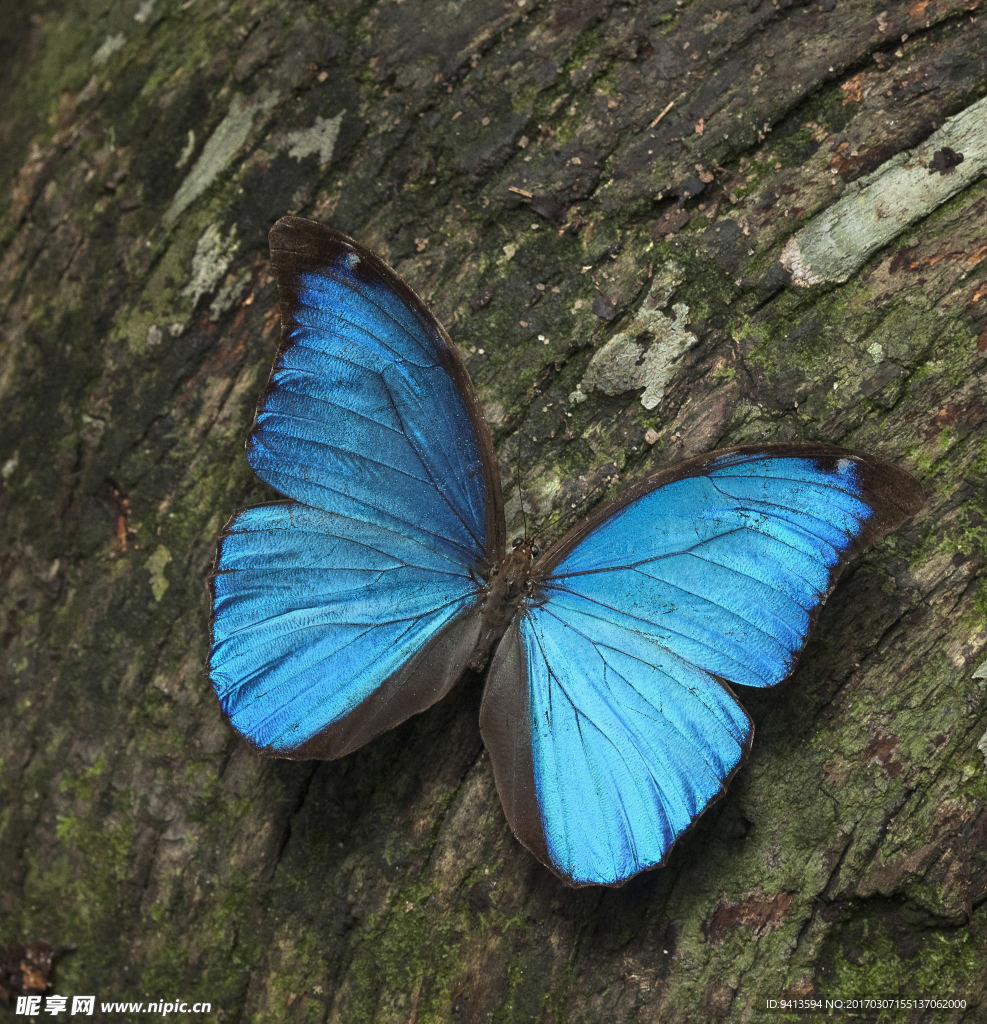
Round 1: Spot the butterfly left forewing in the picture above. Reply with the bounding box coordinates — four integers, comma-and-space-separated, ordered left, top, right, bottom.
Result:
481, 444, 924, 885
258, 216, 505, 566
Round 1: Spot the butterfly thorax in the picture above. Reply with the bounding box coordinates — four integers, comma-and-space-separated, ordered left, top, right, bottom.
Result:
468, 539, 535, 672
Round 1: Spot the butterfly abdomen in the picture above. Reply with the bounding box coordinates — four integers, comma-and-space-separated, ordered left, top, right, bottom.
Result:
468, 540, 535, 672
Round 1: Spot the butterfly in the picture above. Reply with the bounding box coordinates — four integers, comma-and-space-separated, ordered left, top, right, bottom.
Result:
208, 216, 924, 888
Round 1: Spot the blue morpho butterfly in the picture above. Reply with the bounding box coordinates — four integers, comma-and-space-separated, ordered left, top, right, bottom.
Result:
209, 216, 924, 888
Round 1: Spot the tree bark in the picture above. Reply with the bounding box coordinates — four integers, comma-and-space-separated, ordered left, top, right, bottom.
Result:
1, 0, 986, 1021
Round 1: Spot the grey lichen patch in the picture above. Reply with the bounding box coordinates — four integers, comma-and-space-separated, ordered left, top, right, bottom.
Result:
286, 112, 345, 165
979, 730, 987, 770
630, 307, 700, 411
572, 332, 643, 400
117, 230, 203, 354
2, 451, 18, 482
146, 545, 172, 603
133, 0, 155, 24
164, 89, 279, 225
93, 33, 125, 65
184, 223, 240, 309
571, 298, 696, 411
175, 130, 195, 169
209, 267, 251, 320
781, 94, 987, 286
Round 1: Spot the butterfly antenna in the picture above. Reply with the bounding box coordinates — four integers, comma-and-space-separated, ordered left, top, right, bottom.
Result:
516, 431, 529, 541
532, 468, 625, 552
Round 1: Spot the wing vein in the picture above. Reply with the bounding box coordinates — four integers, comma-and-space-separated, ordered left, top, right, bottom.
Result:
379, 376, 487, 556
538, 584, 760, 682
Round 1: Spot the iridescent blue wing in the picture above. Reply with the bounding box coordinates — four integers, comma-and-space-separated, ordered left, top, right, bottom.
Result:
209, 218, 504, 759
480, 445, 923, 886
252, 217, 504, 566
210, 502, 484, 758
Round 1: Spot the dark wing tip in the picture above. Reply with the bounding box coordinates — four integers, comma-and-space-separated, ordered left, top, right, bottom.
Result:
269, 215, 338, 256
267, 217, 399, 303
850, 451, 926, 534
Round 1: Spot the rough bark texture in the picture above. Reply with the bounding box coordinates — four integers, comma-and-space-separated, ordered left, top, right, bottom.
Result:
1, 0, 986, 1021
